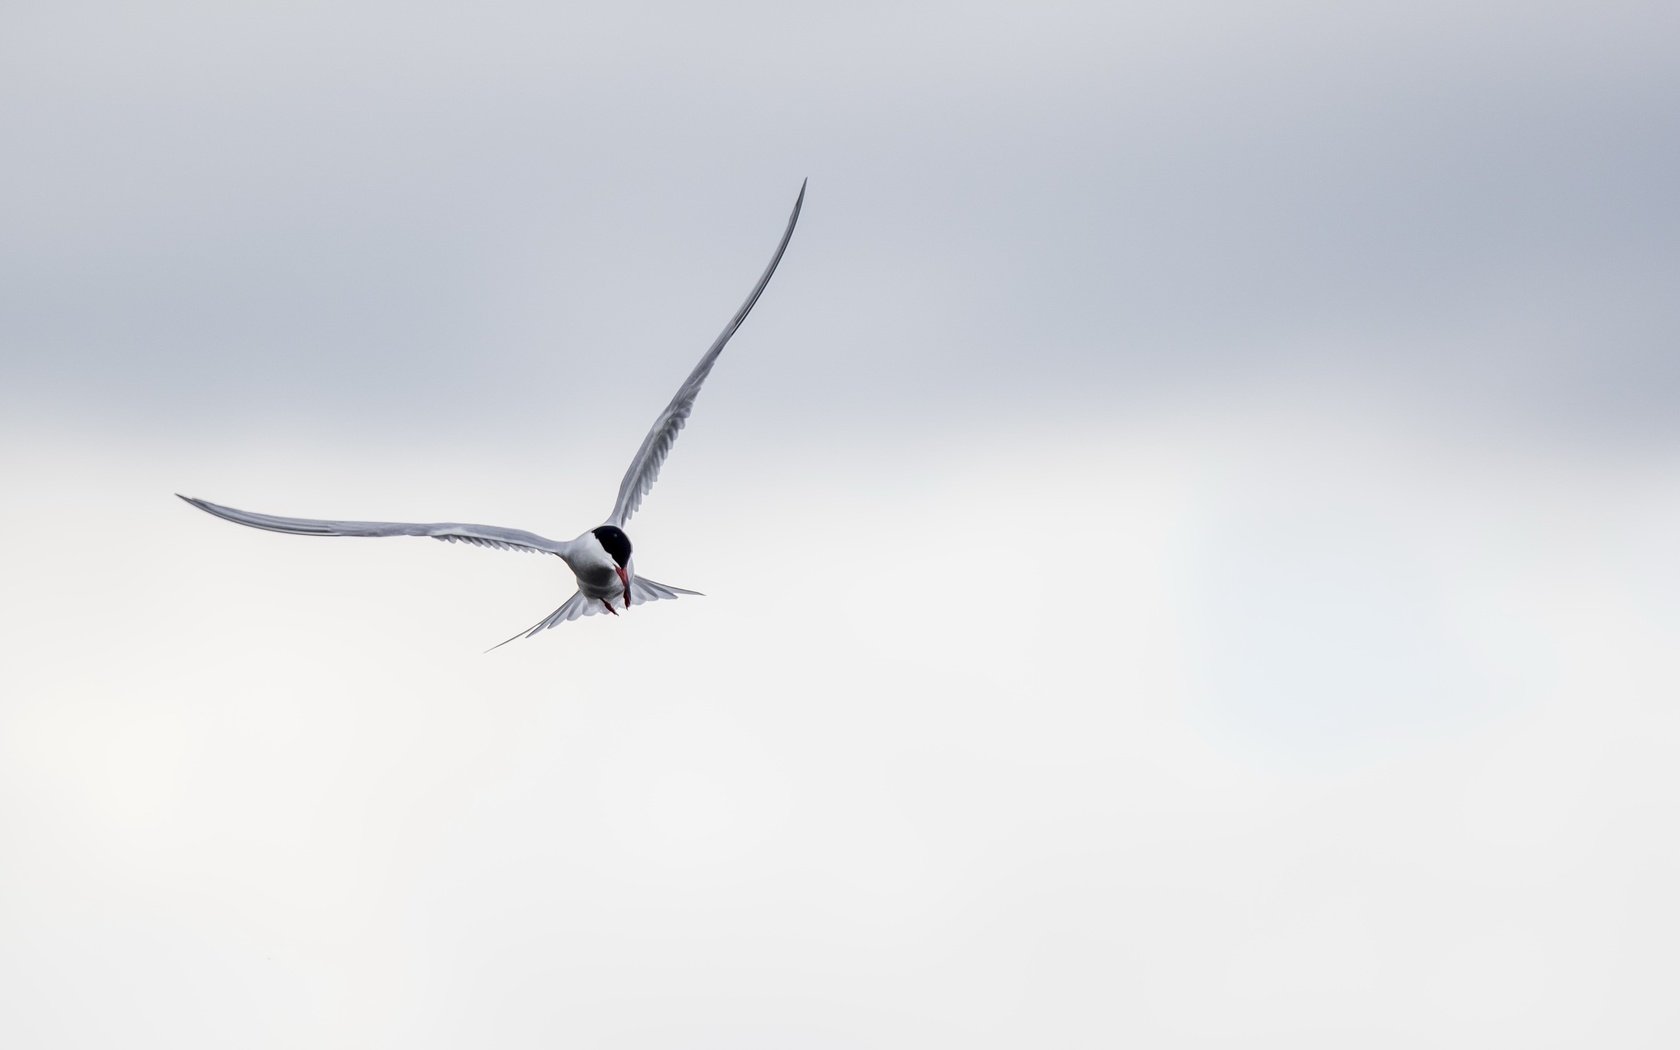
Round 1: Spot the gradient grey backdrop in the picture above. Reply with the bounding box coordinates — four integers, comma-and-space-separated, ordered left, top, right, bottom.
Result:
3, 1, 1677, 1046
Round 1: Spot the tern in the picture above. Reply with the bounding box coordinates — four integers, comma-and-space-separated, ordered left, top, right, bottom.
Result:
180, 180, 805, 649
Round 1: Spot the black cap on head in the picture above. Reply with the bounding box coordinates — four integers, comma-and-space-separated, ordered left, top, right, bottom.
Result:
591, 525, 632, 567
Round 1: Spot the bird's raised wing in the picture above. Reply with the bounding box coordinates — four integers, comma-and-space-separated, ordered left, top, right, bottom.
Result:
178, 494, 572, 556
606, 180, 806, 527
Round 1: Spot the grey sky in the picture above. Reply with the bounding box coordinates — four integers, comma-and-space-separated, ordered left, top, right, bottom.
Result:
3, 2, 1678, 1046
4, 1, 1676, 441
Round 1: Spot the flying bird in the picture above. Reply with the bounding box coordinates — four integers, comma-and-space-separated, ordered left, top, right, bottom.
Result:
180, 181, 806, 649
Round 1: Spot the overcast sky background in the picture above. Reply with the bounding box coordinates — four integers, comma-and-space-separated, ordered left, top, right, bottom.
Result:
3, 1, 1677, 1046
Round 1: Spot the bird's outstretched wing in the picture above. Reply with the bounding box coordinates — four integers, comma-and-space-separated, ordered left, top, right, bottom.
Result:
606, 180, 806, 527
486, 575, 701, 650
178, 494, 572, 556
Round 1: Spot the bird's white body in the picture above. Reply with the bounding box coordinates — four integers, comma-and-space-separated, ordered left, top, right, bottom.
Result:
179, 181, 806, 647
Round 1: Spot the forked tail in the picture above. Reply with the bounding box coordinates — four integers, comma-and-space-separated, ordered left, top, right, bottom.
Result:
485, 576, 702, 651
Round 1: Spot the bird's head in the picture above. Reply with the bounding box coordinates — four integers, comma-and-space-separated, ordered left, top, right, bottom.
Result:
592, 525, 633, 607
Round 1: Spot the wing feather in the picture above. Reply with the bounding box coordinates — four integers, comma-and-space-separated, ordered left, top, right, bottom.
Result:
178, 494, 571, 557
607, 180, 806, 526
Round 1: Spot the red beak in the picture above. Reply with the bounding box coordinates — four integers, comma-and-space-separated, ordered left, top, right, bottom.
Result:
616, 565, 631, 611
